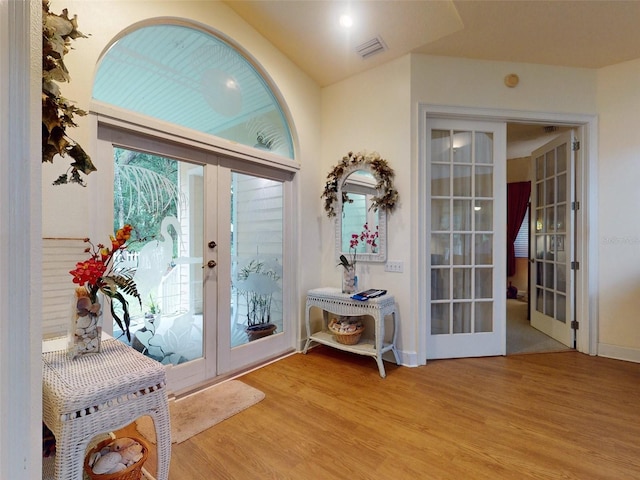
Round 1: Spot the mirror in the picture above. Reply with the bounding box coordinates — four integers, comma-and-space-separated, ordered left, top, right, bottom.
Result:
322, 151, 398, 264
338, 169, 386, 262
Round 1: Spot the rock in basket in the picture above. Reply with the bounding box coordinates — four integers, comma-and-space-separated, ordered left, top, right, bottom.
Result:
328, 318, 364, 345
84, 436, 149, 480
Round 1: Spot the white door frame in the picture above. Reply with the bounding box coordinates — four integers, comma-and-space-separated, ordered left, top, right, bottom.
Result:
92, 110, 299, 392
417, 104, 598, 362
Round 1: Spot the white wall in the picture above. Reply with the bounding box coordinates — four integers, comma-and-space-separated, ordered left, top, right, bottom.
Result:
321, 55, 413, 359
596, 58, 640, 361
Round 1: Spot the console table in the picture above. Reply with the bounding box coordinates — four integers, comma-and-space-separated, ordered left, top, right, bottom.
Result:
303, 287, 399, 378
42, 336, 171, 480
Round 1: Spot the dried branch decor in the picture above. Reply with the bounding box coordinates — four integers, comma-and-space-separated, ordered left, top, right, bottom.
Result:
42, 1, 96, 186
321, 150, 399, 218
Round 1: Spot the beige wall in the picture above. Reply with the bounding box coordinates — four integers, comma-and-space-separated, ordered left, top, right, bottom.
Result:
507, 156, 531, 184
323, 54, 599, 360
320, 56, 413, 355
597, 57, 640, 360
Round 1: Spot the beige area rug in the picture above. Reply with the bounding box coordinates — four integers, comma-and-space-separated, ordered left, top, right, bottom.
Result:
136, 380, 265, 445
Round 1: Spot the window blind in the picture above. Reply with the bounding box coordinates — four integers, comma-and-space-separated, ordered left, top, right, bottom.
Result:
42, 238, 86, 339
513, 208, 529, 258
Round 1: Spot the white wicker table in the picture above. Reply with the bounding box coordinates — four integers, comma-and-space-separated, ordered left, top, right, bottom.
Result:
303, 287, 399, 378
42, 337, 171, 480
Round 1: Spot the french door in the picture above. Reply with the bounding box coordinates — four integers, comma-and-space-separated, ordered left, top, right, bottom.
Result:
98, 124, 292, 393
529, 131, 575, 348
426, 118, 506, 359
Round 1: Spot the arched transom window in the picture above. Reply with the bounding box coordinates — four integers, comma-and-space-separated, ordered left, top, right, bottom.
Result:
93, 23, 294, 158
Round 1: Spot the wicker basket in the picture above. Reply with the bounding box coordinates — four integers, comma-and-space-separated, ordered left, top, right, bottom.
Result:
84, 436, 149, 480
328, 319, 364, 345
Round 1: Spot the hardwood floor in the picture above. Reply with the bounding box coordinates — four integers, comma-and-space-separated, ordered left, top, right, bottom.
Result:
143, 347, 640, 479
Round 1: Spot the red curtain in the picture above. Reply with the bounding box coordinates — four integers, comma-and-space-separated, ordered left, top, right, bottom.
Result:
507, 181, 531, 277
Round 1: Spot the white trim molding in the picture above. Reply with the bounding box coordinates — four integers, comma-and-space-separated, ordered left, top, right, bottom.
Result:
598, 343, 640, 364
0, 1, 42, 479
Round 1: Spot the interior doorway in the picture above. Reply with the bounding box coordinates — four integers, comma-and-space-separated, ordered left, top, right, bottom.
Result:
421, 104, 595, 362
506, 122, 575, 355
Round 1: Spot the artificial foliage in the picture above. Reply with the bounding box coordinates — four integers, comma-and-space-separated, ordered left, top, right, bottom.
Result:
42, 0, 96, 186
322, 150, 399, 218
69, 225, 142, 341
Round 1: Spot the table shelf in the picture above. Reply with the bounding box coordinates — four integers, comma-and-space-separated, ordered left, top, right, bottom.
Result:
303, 287, 399, 377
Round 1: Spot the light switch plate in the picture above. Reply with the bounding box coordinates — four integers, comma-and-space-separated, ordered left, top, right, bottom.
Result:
385, 261, 403, 273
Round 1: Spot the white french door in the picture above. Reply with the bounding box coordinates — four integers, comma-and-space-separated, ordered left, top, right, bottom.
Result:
426, 118, 506, 359
98, 124, 292, 393
216, 161, 294, 375
529, 131, 575, 348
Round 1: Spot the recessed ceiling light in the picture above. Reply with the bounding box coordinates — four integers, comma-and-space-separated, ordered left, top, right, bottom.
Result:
339, 14, 353, 28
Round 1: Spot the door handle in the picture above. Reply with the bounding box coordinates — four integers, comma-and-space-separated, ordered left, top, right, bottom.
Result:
208, 241, 217, 249
207, 260, 217, 268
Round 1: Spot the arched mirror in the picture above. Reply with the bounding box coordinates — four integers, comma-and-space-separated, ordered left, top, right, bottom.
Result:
322, 151, 398, 263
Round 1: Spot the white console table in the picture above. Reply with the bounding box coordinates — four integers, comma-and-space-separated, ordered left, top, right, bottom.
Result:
303, 287, 399, 378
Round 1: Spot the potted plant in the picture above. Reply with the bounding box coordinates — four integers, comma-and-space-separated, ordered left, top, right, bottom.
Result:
234, 259, 281, 341
337, 223, 378, 294
144, 293, 161, 324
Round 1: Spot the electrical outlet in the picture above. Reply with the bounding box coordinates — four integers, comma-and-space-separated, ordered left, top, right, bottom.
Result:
385, 261, 403, 273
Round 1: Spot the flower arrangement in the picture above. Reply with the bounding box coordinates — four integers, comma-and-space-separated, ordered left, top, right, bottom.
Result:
322, 150, 398, 218
69, 224, 141, 341
337, 233, 360, 271
337, 223, 379, 270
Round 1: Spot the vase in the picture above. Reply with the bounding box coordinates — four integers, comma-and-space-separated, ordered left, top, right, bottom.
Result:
69, 288, 103, 358
342, 266, 357, 294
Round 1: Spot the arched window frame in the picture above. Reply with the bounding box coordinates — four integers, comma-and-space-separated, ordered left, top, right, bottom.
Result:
90, 18, 299, 170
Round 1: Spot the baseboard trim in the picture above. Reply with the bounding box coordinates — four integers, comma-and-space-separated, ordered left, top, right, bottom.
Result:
597, 343, 640, 363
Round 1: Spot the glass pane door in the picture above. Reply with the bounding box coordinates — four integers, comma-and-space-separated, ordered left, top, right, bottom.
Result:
113, 148, 205, 371
231, 172, 283, 346
102, 127, 293, 391
218, 170, 290, 375
530, 132, 575, 347
427, 119, 506, 358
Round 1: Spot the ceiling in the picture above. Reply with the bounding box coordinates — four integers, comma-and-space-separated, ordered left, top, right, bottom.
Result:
223, 0, 640, 88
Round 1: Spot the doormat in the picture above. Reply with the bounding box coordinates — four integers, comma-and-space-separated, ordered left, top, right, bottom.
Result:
136, 380, 265, 445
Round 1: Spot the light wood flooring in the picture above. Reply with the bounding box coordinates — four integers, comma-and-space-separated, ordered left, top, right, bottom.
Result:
137, 347, 640, 479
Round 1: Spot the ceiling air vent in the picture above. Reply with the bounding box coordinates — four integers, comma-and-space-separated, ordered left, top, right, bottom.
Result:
355, 36, 387, 60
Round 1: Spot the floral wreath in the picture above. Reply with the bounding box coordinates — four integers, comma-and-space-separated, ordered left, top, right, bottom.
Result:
321, 151, 399, 218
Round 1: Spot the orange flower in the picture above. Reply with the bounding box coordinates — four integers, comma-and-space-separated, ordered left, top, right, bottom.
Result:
69, 224, 140, 342
69, 258, 107, 286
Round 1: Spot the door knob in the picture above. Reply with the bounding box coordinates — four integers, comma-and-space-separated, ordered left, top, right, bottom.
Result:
208, 241, 217, 249
207, 260, 217, 268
